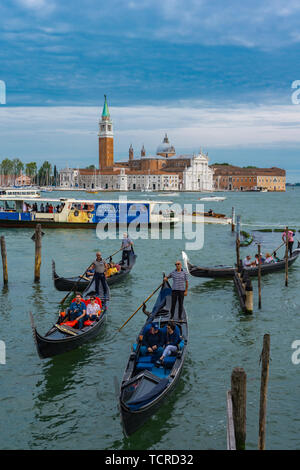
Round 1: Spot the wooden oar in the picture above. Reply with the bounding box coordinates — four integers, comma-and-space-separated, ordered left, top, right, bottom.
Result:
271, 241, 285, 256
105, 246, 123, 261
59, 247, 124, 305
118, 281, 164, 332
59, 267, 90, 305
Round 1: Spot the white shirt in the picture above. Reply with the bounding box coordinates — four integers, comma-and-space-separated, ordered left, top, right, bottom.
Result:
86, 303, 101, 316
243, 258, 252, 267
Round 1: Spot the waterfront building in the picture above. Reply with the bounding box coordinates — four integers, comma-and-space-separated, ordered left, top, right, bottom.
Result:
59, 96, 215, 192
212, 165, 286, 191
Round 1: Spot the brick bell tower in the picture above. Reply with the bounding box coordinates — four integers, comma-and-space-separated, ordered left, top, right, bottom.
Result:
98, 95, 114, 169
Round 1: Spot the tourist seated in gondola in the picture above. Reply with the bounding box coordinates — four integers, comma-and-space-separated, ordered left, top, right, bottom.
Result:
273, 251, 280, 262
106, 262, 118, 277
265, 252, 274, 263
254, 253, 266, 265
85, 293, 102, 309
86, 295, 102, 321
85, 266, 95, 279
140, 322, 164, 360
156, 321, 181, 365
67, 292, 88, 329
243, 255, 256, 267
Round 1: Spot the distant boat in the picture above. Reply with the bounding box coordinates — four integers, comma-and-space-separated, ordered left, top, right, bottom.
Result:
159, 192, 179, 197
199, 196, 226, 202
86, 190, 99, 194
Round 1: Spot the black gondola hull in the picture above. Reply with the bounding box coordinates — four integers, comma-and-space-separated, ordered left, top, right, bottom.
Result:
31, 274, 110, 359
53, 252, 137, 291
32, 313, 107, 359
118, 282, 188, 436
120, 358, 185, 436
188, 249, 300, 279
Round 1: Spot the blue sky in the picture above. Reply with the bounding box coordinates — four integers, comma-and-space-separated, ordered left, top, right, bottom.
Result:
1, 0, 300, 180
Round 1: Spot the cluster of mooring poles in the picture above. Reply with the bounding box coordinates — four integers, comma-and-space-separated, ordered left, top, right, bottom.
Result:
0, 223, 43, 285
232, 208, 290, 313
227, 334, 271, 450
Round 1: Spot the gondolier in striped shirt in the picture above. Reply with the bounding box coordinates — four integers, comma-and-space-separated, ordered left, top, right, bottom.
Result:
121, 232, 134, 266
164, 260, 188, 320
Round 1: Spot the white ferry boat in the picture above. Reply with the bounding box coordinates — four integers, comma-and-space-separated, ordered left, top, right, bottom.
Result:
0, 196, 178, 228
0, 188, 41, 198
179, 210, 232, 225
199, 196, 226, 202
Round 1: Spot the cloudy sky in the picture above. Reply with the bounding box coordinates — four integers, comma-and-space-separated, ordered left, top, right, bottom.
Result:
1, 0, 300, 180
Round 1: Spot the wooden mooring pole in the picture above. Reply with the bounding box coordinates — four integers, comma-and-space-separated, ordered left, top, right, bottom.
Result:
244, 278, 253, 314
226, 390, 236, 450
1, 236, 8, 285
258, 334, 270, 450
231, 367, 247, 450
231, 207, 235, 232
34, 224, 42, 282
258, 243, 262, 309
236, 215, 241, 268
285, 226, 289, 287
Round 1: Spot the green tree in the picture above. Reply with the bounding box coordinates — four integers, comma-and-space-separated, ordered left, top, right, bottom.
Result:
12, 158, 24, 178
38, 161, 52, 186
0, 158, 14, 175
25, 162, 37, 183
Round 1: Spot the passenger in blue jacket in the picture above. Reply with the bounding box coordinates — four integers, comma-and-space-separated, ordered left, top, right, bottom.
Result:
140, 322, 164, 360
157, 321, 181, 365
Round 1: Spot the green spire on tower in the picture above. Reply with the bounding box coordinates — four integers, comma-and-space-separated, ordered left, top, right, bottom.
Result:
102, 94, 110, 118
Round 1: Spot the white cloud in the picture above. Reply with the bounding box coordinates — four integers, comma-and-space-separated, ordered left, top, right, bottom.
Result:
1, 102, 300, 167
16, 0, 55, 14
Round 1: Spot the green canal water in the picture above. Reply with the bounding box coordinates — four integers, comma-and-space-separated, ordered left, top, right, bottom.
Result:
0, 188, 299, 450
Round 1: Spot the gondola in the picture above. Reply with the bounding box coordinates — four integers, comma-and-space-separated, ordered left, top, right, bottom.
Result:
30, 275, 110, 359
118, 279, 188, 436
52, 251, 137, 292
182, 245, 300, 279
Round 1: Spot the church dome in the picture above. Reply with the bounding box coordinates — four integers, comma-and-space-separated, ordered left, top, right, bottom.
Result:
156, 133, 176, 157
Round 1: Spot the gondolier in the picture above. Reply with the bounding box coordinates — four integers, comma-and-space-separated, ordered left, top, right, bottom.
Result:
164, 260, 188, 320
282, 230, 295, 257
121, 233, 134, 266
91, 252, 108, 297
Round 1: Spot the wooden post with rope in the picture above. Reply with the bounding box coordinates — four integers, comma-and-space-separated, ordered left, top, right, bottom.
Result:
34, 224, 42, 282
1, 236, 8, 285
285, 226, 289, 287
258, 334, 270, 450
258, 243, 262, 309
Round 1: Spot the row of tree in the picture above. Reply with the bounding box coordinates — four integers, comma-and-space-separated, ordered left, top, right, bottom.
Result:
0, 158, 58, 186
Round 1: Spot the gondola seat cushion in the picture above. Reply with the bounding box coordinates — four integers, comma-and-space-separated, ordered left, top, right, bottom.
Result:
63, 320, 78, 327
83, 320, 94, 326
136, 355, 154, 371
163, 356, 176, 368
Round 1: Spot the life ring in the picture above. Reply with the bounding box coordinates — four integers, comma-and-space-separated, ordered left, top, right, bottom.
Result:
87, 212, 93, 219
74, 210, 79, 217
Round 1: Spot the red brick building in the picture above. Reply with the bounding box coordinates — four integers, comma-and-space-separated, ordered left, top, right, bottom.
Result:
212, 165, 286, 191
